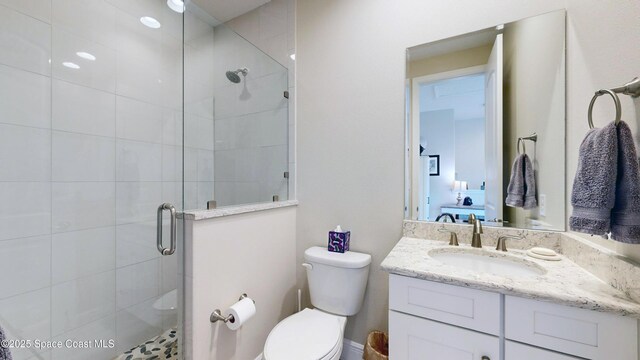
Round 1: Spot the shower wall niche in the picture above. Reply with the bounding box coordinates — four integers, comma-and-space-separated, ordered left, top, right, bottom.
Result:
185, 7, 289, 210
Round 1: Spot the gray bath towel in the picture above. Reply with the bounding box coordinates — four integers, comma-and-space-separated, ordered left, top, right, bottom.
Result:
0, 325, 12, 360
611, 122, 640, 243
505, 154, 537, 209
570, 122, 618, 235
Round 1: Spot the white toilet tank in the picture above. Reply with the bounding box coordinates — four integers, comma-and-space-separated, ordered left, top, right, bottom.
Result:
303, 246, 372, 316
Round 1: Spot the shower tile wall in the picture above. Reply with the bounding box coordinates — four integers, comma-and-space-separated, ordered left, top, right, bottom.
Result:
184, 4, 290, 209
184, 10, 215, 210
0, 1, 182, 359
211, 24, 289, 207
226, 0, 296, 198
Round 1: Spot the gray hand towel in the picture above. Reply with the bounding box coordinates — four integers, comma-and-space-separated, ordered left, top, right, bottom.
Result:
523, 154, 537, 209
0, 325, 12, 360
611, 121, 640, 243
570, 122, 618, 235
506, 154, 526, 207
505, 154, 537, 208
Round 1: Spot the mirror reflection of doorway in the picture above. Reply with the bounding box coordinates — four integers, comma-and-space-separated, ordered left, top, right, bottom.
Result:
409, 33, 502, 222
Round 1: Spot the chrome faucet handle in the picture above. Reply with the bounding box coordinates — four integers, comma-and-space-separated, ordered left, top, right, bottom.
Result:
438, 228, 459, 246
495, 235, 523, 252
471, 218, 483, 248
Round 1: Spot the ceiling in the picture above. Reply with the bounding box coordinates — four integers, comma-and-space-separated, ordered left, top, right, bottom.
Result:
188, 0, 270, 23
420, 73, 486, 121
408, 27, 496, 62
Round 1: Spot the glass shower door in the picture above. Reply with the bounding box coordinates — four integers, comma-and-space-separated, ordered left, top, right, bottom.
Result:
0, 0, 184, 359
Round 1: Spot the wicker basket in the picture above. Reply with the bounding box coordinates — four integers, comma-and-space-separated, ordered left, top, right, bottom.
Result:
363, 331, 389, 360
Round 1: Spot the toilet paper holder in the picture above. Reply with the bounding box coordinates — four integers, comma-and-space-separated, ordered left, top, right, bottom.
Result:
210, 293, 255, 323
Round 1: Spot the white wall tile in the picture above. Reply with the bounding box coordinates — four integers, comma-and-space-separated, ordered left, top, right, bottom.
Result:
52, 27, 117, 92
51, 271, 115, 336
50, 316, 116, 360
196, 182, 215, 208
161, 182, 183, 210
197, 150, 214, 182
0, 64, 51, 128
184, 147, 199, 182
0, 288, 51, 360
184, 113, 214, 150
116, 259, 159, 310
116, 140, 161, 181
0, 124, 50, 181
52, 227, 116, 284
52, 0, 118, 50
0, 235, 50, 299
159, 256, 177, 295
115, 182, 161, 224
0, 0, 51, 23
0, 5, 51, 75
116, 96, 163, 144
52, 79, 115, 137
115, 298, 163, 354
183, 182, 198, 210
162, 109, 182, 146
116, 222, 159, 268
52, 182, 115, 233
0, 182, 51, 241
52, 131, 115, 181
162, 145, 182, 182
257, 107, 288, 147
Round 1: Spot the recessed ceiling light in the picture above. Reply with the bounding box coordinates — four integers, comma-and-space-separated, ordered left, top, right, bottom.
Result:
140, 16, 161, 29
290, 53, 296, 61
167, 0, 185, 13
76, 51, 96, 61
62, 62, 80, 69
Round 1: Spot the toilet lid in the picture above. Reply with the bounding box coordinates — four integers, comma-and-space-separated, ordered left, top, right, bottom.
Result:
264, 309, 342, 360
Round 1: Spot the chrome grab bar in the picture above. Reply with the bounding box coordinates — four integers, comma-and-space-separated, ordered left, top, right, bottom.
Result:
157, 203, 177, 255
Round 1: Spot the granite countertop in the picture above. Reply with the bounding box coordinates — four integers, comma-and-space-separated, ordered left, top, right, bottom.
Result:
381, 237, 640, 318
180, 200, 298, 220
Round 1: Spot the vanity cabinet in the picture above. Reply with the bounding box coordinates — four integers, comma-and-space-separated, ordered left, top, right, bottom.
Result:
389, 274, 638, 360
390, 311, 499, 359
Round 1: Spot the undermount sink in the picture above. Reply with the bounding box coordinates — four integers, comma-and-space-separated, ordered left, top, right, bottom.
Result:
428, 248, 546, 278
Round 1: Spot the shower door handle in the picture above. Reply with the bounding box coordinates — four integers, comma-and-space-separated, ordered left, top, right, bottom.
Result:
157, 203, 177, 255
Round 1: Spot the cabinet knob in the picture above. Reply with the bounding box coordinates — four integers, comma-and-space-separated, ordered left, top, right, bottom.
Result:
481, 356, 490, 360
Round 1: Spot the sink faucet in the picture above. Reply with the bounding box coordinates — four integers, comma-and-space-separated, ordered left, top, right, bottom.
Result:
469, 214, 483, 248
438, 228, 459, 246
435, 213, 456, 223
495, 235, 523, 252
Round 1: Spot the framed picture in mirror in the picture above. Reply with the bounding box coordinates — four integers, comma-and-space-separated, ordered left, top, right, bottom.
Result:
428, 155, 440, 176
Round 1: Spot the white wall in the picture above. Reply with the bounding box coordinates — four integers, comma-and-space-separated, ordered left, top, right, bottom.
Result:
184, 206, 297, 360
503, 11, 566, 230
297, 0, 640, 345
422, 110, 456, 219
455, 118, 485, 189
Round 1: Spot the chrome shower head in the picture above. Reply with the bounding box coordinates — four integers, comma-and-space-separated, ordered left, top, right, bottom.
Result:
225, 68, 249, 83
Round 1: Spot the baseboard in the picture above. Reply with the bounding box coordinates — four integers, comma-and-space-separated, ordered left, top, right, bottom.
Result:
256, 338, 363, 360
341, 338, 364, 360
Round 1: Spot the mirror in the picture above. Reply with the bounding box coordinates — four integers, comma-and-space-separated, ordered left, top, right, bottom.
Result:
405, 10, 566, 231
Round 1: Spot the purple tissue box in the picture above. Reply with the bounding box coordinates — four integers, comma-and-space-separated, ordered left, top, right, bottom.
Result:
328, 230, 350, 253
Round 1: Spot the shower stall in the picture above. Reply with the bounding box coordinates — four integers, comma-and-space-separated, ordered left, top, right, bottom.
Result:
0, 0, 289, 359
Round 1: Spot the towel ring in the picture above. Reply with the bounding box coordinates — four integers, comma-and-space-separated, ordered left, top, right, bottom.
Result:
588, 89, 622, 129
517, 138, 526, 155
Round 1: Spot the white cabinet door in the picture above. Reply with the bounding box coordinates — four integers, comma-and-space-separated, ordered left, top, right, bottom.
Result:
390, 310, 499, 360
505, 341, 581, 360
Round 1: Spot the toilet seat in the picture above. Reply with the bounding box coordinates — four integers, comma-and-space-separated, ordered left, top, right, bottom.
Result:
264, 309, 343, 360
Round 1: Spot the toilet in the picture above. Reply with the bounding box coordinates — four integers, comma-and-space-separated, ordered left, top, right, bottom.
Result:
263, 246, 372, 360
